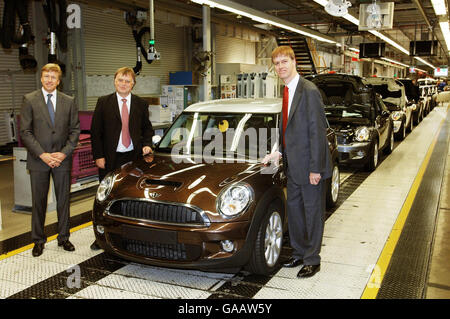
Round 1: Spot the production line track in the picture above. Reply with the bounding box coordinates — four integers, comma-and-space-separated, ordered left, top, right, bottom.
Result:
0, 105, 448, 300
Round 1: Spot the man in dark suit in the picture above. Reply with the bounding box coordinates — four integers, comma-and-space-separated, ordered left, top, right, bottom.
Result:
20, 63, 80, 257
89, 67, 154, 250
263, 46, 332, 278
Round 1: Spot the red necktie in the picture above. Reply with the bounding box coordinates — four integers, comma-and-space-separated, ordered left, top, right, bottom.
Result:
282, 85, 289, 148
121, 98, 131, 148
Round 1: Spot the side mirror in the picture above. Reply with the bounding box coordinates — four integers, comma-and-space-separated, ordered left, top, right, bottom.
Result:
152, 135, 162, 146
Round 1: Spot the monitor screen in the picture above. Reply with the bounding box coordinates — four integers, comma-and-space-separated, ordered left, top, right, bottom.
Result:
410, 40, 438, 56
434, 67, 448, 77
359, 42, 386, 58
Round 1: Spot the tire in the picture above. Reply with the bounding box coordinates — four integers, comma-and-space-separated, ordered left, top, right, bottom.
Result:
395, 121, 406, 141
414, 110, 420, 125
246, 204, 283, 275
326, 163, 340, 209
383, 128, 394, 155
365, 141, 378, 171
408, 116, 413, 133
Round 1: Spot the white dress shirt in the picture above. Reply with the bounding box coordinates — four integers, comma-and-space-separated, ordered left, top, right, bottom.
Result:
42, 88, 57, 111
116, 92, 134, 152
286, 73, 300, 117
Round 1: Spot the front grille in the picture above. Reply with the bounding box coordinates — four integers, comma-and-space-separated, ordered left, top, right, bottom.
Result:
336, 133, 352, 145
108, 200, 206, 225
108, 234, 201, 261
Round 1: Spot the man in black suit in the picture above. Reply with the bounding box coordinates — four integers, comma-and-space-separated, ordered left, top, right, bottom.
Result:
90, 67, 154, 250
20, 63, 80, 257
263, 46, 332, 278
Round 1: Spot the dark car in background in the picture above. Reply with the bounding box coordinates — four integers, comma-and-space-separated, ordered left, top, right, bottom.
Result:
363, 77, 413, 140
398, 78, 425, 125
308, 74, 394, 171
91, 98, 340, 275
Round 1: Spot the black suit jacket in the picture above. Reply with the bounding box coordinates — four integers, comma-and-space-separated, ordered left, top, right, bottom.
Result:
280, 76, 332, 185
90, 93, 154, 173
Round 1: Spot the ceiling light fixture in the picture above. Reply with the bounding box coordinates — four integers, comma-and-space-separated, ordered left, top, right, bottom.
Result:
381, 57, 409, 68
191, 0, 336, 44
431, 0, 447, 16
439, 21, 450, 52
324, 0, 352, 17
368, 30, 410, 55
414, 56, 436, 69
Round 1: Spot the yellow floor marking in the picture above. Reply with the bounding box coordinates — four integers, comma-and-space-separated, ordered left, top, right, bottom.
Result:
361, 105, 449, 299
0, 221, 93, 261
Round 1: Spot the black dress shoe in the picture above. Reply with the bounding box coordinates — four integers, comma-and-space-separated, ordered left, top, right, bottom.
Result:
282, 257, 304, 268
58, 240, 75, 252
297, 264, 320, 278
90, 240, 101, 251
32, 243, 44, 257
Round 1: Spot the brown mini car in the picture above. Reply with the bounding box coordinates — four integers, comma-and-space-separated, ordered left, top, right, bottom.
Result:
92, 98, 339, 275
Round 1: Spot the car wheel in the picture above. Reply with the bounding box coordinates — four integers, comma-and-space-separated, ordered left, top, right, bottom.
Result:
246, 204, 283, 275
384, 129, 394, 155
414, 112, 420, 125
365, 141, 378, 171
326, 162, 340, 209
395, 121, 406, 141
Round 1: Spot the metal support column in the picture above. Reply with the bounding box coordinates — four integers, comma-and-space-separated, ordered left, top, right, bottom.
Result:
202, 5, 211, 101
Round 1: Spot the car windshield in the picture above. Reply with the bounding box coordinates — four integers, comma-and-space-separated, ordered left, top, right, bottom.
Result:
370, 84, 401, 99
399, 80, 419, 100
156, 112, 278, 160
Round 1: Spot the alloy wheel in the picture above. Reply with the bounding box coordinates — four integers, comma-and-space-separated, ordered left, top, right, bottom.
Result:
264, 211, 283, 267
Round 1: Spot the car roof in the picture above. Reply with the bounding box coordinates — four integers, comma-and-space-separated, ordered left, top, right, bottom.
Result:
184, 98, 282, 113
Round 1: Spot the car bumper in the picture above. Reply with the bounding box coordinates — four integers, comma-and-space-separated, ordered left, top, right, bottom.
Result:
337, 142, 371, 164
92, 214, 252, 272
393, 120, 402, 133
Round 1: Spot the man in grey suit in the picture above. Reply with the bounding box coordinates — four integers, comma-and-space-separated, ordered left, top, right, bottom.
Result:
20, 63, 80, 257
263, 46, 332, 278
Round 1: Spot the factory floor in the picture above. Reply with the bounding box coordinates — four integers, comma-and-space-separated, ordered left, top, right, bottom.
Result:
0, 103, 449, 300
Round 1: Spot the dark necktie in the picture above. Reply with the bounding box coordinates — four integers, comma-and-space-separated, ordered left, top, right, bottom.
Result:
121, 98, 131, 148
282, 85, 289, 148
47, 93, 55, 125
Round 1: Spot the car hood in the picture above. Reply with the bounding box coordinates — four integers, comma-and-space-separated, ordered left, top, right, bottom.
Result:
108, 152, 269, 221
328, 117, 372, 131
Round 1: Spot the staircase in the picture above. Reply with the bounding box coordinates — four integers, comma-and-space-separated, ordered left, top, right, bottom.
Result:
277, 35, 317, 76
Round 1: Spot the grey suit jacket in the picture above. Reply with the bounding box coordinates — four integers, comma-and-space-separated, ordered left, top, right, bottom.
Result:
20, 89, 80, 171
280, 76, 332, 185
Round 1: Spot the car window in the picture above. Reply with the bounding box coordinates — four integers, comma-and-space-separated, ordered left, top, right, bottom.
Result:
157, 112, 278, 159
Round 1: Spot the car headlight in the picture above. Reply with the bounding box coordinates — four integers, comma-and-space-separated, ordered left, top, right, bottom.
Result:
391, 111, 402, 121
217, 184, 253, 217
355, 127, 370, 142
411, 103, 417, 110
96, 173, 115, 202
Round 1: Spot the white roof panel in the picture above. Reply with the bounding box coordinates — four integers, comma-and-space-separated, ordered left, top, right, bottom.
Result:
184, 98, 282, 113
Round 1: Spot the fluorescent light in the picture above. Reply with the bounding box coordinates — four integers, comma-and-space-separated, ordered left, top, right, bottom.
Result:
313, 0, 412, 56
349, 47, 360, 52
431, 0, 447, 16
439, 21, 450, 51
368, 30, 410, 55
192, 0, 336, 44
414, 56, 436, 69
342, 13, 360, 25
381, 57, 409, 68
